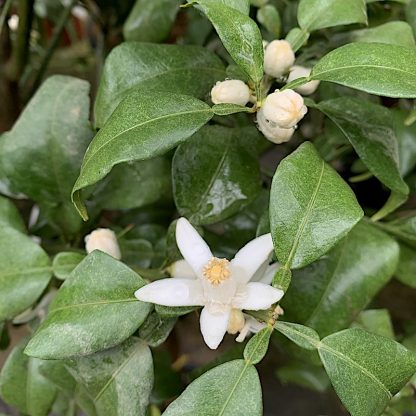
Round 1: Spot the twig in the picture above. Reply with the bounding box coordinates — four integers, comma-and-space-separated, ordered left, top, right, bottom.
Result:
0, 0, 13, 37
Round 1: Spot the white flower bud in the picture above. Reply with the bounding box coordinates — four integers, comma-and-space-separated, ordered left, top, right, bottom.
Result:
256, 108, 295, 144
264, 40, 295, 78
210, 80, 251, 106
262, 89, 307, 129
227, 309, 246, 335
167, 259, 196, 279
287, 65, 320, 95
85, 228, 121, 260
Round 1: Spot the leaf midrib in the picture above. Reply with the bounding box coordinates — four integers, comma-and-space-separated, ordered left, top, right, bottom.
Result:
80, 107, 211, 176
51, 298, 137, 313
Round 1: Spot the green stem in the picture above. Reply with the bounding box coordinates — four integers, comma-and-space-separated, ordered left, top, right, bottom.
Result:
28, 0, 76, 97
349, 171, 373, 183
8, 0, 34, 81
0, 0, 13, 37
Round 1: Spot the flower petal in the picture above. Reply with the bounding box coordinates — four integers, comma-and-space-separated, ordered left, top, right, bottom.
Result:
176, 218, 212, 277
168, 260, 197, 279
200, 306, 230, 349
233, 282, 284, 310
134, 278, 203, 307
231, 233, 274, 283
258, 263, 279, 285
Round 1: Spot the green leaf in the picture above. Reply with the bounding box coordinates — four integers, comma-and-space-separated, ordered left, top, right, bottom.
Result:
378, 214, 416, 248
270, 141, 363, 271
0, 338, 57, 416
393, 109, 416, 177
173, 126, 262, 225
92, 158, 172, 210
257, 4, 281, 37
350, 21, 415, 48
52, 252, 85, 280
395, 243, 416, 288
282, 221, 399, 337
316, 97, 408, 218
0, 76, 93, 234
94, 43, 225, 127
244, 327, 272, 365
407, 0, 416, 36
163, 359, 262, 415
297, 0, 367, 31
319, 328, 416, 416
354, 309, 394, 339
187, 0, 264, 83
0, 195, 25, 232
310, 43, 416, 98
274, 321, 320, 350
25, 251, 151, 359
73, 92, 214, 220
139, 312, 176, 347
66, 337, 153, 416
0, 227, 52, 321
285, 28, 310, 53
123, 0, 181, 43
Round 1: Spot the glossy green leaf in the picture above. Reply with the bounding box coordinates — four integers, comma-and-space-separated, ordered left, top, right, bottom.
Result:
139, 311, 176, 347
282, 221, 399, 337
66, 337, 153, 416
173, 126, 262, 225
0, 76, 93, 233
0, 226, 52, 321
285, 27, 310, 52
123, 0, 180, 43
395, 243, 416, 288
0, 195, 25, 232
379, 214, 416, 248
0, 338, 57, 416
244, 327, 272, 365
94, 43, 225, 127
354, 309, 394, 339
163, 359, 262, 415
350, 22, 415, 48
92, 157, 172, 210
297, 0, 367, 31
209, 0, 250, 14
319, 328, 416, 416
257, 4, 281, 37
187, 0, 264, 83
270, 141, 363, 271
317, 97, 408, 218
274, 321, 320, 350
25, 251, 151, 359
393, 109, 416, 177
52, 252, 85, 280
73, 92, 214, 220
310, 43, 416, 98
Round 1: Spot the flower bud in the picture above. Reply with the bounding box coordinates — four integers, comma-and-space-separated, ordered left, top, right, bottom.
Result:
227, 309, 246, 335
262, 89, 307, 128
167, 259, 195, 279
256, 108, 295, 144
210, 80, 251, 106
287, 65, 320, 95
85, 228, 121, 260
264, 40, 295, 78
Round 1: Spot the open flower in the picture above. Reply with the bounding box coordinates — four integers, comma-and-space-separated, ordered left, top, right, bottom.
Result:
134, 218, 283, 349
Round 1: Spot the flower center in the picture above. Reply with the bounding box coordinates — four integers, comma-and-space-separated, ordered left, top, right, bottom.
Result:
203, 257, 231, 286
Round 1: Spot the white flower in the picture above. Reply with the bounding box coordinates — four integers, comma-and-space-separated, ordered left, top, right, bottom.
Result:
256, 107, 295, 144
85, 228, 121, 260
262, 89, 307, 129
287, 65, 320, 95
264, 40, 295, 78
135, 218, 283, 349
210, 80, 251, 106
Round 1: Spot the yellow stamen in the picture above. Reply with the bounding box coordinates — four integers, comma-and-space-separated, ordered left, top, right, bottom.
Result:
203, 257, 231, 286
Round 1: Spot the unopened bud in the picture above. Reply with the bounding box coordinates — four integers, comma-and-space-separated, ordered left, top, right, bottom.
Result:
85, 228, 121, 260
210, 80, 251, 106
167, 259, 196, 279
256, 108, 295, 144
287, 65, 320, 95
264, 40, 295, 78
227, 309, 246, 335
262, 89, 307, 129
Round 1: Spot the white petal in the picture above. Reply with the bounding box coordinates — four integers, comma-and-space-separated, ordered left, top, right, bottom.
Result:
233, 282, 283, 310
199, 306, 230, 349
258, 263, 279, 285
168, 260, 197, 279
134, 278, 203, 307
176, 218, 212, 277
231, 234, 274, 283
